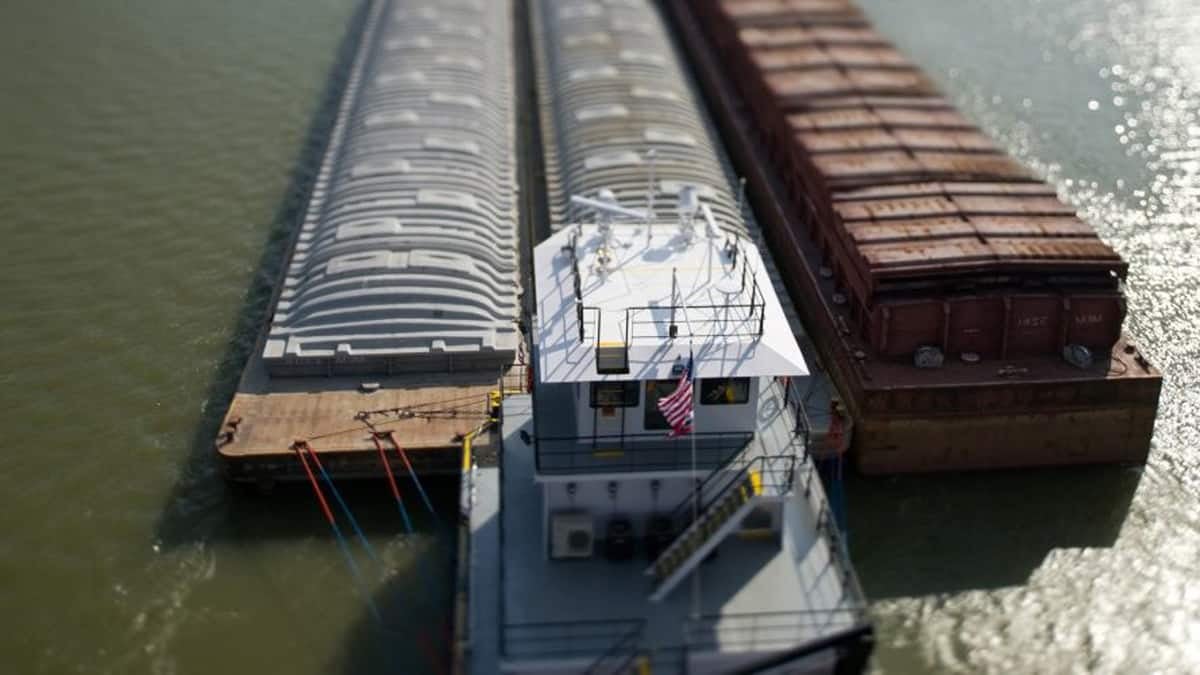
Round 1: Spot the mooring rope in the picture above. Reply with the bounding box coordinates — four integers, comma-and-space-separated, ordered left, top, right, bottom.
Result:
370, 433, 415, 535
385, 431, 437, 519
299, 440, 381, 566
291, 441, 382, 626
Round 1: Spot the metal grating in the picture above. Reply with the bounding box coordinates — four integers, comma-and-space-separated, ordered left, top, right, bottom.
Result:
262, 0, 518, 376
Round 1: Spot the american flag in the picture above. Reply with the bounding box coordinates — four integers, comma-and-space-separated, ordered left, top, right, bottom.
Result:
657, 356, 694, 436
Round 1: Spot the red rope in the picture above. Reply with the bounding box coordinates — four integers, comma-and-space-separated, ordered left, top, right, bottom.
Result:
385, 431, 436, 517
292, 441, 335, 525
371, 434, 405, 503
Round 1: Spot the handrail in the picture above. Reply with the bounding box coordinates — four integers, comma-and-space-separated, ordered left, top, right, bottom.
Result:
535, 431, 754, 474
570, 236, 767, 348
504, 618, 645, 661
624, 294, 765, 341
683, 608, 870, 652
664, 454, 796, 531
777, 375, 813, 442
788, 452, 871, 613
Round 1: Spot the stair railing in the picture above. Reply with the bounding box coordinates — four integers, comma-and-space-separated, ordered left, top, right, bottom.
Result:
664, 454, 796, 536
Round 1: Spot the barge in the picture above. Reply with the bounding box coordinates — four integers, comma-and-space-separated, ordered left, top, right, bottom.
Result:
216, 0, 520, 484
666, 0, 1162, 473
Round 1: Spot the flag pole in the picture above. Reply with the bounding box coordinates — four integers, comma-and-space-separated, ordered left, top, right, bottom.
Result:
689, 343, 700, 620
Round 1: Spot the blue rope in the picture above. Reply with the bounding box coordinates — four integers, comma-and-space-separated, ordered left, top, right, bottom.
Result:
393, 490, 414, 535
294, 446, 383, 628
312, 454, 382, 566
394, 441, 438, 520
330, 518, 384, 627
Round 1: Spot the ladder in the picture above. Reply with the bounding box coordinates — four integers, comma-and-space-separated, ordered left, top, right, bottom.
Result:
645, 455, 792, 603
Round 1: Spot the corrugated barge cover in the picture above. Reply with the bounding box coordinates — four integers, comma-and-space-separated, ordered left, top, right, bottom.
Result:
532, 0, 751, 237
530, 0, 808, 341
262, 0, 518, 376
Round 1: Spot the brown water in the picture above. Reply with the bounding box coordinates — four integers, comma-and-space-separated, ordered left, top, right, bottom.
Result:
0, 0, 1196, 673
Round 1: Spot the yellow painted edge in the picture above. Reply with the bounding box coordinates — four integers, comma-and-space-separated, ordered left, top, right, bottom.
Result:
593, 449, 625, 458
736, 528, 775, 541
597, 341, 626, 347
749, 470, 763, 496
635, 655, 652, 675
462, 430, 474, 472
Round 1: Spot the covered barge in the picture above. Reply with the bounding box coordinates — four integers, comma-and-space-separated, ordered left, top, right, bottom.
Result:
216, 0, 520, 484
666, 0, 1161, 472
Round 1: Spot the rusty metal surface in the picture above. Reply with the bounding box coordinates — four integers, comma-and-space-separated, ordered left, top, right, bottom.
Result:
663, 0, 1161, 473
692, 0, 1133, 360
705, 0, 1127, 288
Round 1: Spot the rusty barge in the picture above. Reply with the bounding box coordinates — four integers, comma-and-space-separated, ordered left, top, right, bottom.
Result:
665, 0, 1161, 473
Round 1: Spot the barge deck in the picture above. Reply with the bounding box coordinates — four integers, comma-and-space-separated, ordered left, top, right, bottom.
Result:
216, 351, 501, 485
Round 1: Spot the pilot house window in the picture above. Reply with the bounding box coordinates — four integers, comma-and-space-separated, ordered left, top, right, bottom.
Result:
589, 381, 639, 408
643, 379, 676, 430
700, 378, 750, 405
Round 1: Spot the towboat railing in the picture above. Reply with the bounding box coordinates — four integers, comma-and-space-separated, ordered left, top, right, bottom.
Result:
663, 453, 797, 535
535, 431, 754, 474
503, 618, 645, 662
777, 375, 813, 441
570, 231, 767, 346
683, 608, 870, 653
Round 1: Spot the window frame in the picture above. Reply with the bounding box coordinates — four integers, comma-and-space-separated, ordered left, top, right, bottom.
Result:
699, 377, 751, 406
588, 380, 640, 408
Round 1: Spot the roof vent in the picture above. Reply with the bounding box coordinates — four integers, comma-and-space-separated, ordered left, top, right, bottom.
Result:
435, 55, 483, 71
644, 128, 696, 147
429, 91, 482, 108
424, 136, 481, 155
631, 86, 680, 101
335, 218, 403, 241
365, 110, 419, 127
576, 104, 629, 122
569, 65, 619, 82
584, 151, 642, 171
417, 189, 480, 212
351, 159, 411, 179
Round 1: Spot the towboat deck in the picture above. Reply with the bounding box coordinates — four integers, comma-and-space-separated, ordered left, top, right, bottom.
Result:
464, 391, 868, 673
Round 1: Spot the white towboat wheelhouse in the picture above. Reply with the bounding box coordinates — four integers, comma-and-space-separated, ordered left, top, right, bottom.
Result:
467, 203, 873, 673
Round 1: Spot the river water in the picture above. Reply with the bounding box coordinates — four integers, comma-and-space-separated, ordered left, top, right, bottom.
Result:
0, 0, 1195, 673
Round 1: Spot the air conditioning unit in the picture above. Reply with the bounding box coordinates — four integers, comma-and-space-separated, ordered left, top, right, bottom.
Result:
550, 511, 594, 559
